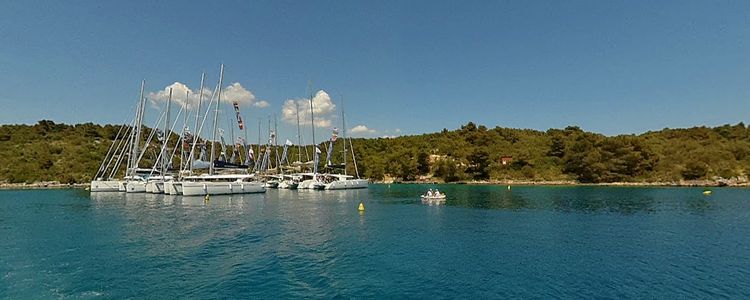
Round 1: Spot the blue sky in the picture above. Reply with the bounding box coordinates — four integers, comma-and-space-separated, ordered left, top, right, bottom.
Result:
1, 0, 750, 140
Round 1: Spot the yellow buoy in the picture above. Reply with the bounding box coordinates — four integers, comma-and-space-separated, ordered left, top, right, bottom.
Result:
507, 185, 511, 190
204, 194, 210, 202
703, 190, 712, 195
358, 202, 365, 211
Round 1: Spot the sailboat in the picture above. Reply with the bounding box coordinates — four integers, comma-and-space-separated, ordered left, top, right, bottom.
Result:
145, 88, 178, 194
164, 73, 209, 195
279, 101, 308, 189
298, 89, 326, 189
128, 86, 180, 193
181, 64, 265, 196
163, 90, 192, 195
124, 81, 153, 193
276, 139, 298, 189
315, 96, 368, 190
90, 98, 139, 192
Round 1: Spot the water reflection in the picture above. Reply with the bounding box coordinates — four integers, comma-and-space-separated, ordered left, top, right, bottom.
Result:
547, 187, 656, 214
93, 185, 720, 217
372, 184, 666, 214
6, 185, 750, 298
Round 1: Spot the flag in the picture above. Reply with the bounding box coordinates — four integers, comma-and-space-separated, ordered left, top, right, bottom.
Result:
232, 101, 244, 130
330, 127, 338, 141
313, 146, 321, 174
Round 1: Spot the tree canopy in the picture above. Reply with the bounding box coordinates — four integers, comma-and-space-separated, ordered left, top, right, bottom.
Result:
1, 120, 749, 184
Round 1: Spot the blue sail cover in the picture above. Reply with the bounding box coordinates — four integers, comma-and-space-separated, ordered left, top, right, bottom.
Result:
325, 128, 338, 167
313, 146, 321, 174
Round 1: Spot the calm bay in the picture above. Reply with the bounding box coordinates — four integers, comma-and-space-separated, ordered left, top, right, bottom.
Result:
1, 185, 749, 298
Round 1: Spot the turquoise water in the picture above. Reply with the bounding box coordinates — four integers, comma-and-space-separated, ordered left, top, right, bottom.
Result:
1, 185, 749, 298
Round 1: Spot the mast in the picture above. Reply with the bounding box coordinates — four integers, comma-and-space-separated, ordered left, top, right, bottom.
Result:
296, 101, 302, 163
129, 80, 146, 177
341, 95, 347, 176
209, 64, 224, 175
163, 88, 172, 176
309, 87, 316, 151
309, 84, 317, 175
243, 112, 249, 166
274, 114, 279, 170
256, 119, 261, 172
180, 90, 189, 172
189, 72, 205, 173
267, 117, 272, 171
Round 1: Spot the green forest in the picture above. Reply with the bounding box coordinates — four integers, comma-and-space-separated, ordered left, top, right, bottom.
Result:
1, 120, 750, 184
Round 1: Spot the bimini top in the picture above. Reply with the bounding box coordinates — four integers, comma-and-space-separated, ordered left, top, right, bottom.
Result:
326, 174, 355, 179
183, 174, 256, 180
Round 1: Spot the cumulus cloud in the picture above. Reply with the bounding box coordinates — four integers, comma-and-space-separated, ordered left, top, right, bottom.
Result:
147, 82, 201, 109
350, 125, 376, 135
254, 100, 270, 108
147, 82, 268, 110
281, 90, 336, 128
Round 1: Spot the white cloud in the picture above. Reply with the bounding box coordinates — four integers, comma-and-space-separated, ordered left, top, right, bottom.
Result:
222, 82, 261, 107
148, 82, 267, 110
395, 128, 401, 133
281, 90, 336, 128
254, 100, 270, 108
147, 82, 200, 109
350, 125, 376, 134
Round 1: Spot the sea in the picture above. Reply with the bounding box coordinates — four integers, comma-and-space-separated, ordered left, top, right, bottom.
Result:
1, 184, 749, 298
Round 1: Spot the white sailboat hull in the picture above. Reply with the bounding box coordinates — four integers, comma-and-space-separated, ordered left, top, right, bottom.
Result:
181, 181, 266, 196
126, 181, 147, 193
145, 181, 165, 194
164, 181, 182, 195
90, 180, 124, 192
325, 179, 369, 190
298, 179, 319, 189
278, 180, 298, 189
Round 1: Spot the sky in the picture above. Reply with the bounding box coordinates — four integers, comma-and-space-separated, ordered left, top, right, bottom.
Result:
1, 0, 750, 141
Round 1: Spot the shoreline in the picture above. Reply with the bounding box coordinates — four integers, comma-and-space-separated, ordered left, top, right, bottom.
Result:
376, 179, 750, 187
1, 180, 747, 190
0, 182, 88, 190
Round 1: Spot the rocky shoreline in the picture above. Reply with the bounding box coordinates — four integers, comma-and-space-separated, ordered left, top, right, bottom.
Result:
1, 179, 748, 190
0, 182, 88, 190
376, 179, 750, 187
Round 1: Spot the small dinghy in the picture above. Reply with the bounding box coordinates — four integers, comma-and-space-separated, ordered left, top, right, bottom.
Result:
421, 189, 446, 202
421, 194, 446, 200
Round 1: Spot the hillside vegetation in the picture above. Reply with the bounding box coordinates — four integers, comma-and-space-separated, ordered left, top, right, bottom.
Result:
2, 120, 749, 184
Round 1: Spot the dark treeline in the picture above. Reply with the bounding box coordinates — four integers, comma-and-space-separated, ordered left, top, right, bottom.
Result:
1, 120, 749, 184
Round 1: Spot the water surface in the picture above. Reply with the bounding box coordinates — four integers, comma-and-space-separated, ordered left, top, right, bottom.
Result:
1, 185, 749, 298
